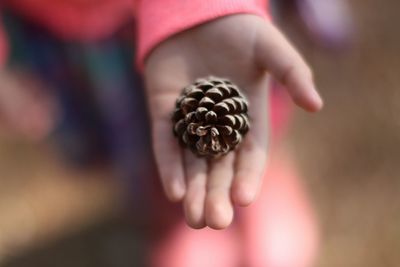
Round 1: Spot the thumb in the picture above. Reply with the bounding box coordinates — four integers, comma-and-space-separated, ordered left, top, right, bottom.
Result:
255, 22, 323, 112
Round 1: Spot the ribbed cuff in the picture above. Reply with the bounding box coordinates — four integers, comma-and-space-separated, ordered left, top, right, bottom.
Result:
136, 0, 269, 71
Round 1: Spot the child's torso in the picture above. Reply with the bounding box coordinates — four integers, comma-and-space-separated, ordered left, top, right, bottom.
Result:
5, 0, 135, 40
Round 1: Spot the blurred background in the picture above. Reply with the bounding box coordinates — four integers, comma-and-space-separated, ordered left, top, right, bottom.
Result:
0, 0, 399, 266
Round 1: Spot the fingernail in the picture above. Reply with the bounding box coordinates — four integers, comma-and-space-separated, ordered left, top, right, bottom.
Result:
172, 179, 186, 201
310, 88, 324, 111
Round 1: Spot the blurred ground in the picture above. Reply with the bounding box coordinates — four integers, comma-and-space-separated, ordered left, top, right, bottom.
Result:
286, 0, 400, 266
0, 0, 399, 266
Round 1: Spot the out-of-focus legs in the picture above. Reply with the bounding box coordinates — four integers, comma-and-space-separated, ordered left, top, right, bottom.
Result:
149, 221, 240, 267
238, 144, 319, 267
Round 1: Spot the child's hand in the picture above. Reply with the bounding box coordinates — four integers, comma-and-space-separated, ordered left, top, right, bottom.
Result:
144, 15, 323, 229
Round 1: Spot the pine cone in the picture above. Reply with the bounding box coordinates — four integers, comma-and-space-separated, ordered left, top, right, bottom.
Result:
172, 76, 250, 158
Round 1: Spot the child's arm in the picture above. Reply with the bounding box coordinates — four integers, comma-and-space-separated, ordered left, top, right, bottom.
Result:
137, 1, 323, 230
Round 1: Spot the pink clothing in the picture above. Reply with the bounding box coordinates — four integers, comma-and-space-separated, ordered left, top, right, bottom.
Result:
0, 0, 269, 67
5, 0, 134, 41
0, 19, 7, 67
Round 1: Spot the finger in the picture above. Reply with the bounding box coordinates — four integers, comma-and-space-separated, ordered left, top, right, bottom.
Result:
144, 48, 196, 203
183, 150, 208, 229
232, 132, 268, 207
147, 88, 187, 203
255, 22, 323, 112
152, 117, 186, 202
232, 79, 269, 206
205, 153, 235, 229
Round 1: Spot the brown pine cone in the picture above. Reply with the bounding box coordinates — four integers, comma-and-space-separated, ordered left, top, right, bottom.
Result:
172, 76, 250, 158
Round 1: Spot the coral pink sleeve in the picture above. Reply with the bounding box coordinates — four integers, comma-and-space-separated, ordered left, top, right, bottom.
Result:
136, 0, 269, 70
0, 16, 8, 67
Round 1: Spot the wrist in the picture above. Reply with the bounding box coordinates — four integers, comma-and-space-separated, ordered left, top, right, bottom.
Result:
136, 0, 270, 71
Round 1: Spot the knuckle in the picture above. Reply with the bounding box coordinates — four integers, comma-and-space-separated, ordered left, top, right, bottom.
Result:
281, 61, 313, 85
304, 65, 314, 80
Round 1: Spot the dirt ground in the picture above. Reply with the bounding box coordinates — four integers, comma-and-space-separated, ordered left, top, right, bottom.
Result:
0, 0, 399, 266
287, 0, 400, 266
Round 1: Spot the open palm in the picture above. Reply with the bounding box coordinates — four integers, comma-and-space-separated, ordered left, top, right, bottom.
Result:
144, 15, 322, 229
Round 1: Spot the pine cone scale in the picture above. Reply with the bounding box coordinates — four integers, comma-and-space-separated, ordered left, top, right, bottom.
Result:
205, 88, 224, 101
